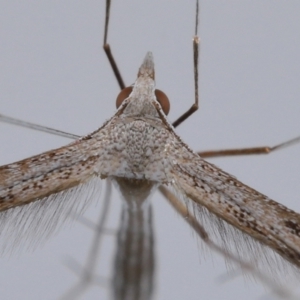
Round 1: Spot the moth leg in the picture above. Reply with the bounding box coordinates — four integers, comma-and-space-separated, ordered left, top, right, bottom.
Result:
198, 136, 300, 158
103, 0, 126, 90
172, 1, 199, 128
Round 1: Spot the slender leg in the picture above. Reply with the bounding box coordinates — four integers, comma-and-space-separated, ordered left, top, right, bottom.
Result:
103, 0, 126, 90
172, 0, 200, 128
198, 136, 300, 158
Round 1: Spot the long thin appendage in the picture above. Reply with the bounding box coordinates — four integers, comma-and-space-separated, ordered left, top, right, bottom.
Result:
172, 0, 200, 128
103, 0, 125, 90
0, 114, 79, 140
198, 136, 300, 158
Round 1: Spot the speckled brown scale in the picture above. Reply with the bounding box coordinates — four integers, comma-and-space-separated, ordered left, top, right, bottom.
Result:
0, 52, 300, 271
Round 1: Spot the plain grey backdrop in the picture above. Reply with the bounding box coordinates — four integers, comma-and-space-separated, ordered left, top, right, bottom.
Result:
0, 1, 300, 299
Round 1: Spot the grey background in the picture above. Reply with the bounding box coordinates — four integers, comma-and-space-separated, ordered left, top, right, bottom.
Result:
0, 1, 300, 299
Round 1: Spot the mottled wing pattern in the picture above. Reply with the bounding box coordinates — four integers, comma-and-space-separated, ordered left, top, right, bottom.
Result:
168, 133, 300, 268
0, 144, 97, 210
0, 116, 116, 211
0, 122, 114, 250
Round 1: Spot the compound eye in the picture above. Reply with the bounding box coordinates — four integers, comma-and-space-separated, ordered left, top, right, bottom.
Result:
155, 89, 170, 115
116, 86, 133, 108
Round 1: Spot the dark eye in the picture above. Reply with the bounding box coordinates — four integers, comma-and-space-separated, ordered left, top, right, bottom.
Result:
155, 89, 170, 115
116, 86, 133, 108
116, 86, 170, 116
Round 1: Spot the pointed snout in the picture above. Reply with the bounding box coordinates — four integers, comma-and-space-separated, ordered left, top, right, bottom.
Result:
138, 52, 155, 79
